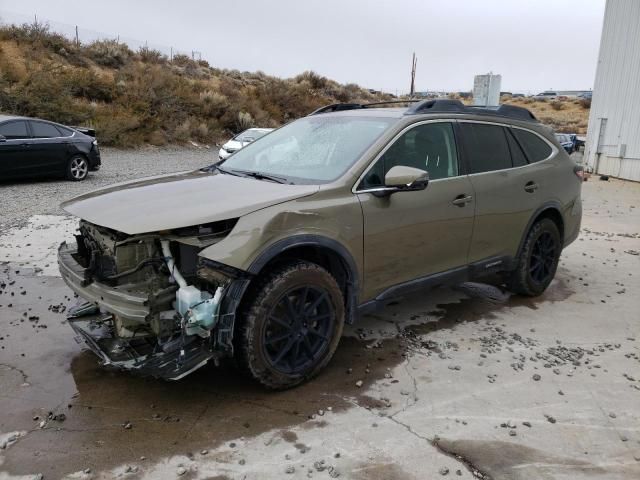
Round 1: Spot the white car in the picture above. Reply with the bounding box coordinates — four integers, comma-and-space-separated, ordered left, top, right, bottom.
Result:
218, 128, 274, 160
532, 91, 559, 101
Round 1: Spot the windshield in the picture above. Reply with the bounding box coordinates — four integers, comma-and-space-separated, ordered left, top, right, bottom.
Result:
233, 129, 270, 142
220, 116, 395, 184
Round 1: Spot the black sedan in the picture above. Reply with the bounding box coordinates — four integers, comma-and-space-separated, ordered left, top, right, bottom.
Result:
0, 115, 101, 181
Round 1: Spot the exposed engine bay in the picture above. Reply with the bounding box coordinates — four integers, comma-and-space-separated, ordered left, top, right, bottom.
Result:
58, 219, 249, 380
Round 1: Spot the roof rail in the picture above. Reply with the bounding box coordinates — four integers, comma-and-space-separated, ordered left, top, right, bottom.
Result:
405, 99, 466, 114
469, 104, 539, 122
405, 99, 538, 122
309, 99, 539, 123
308, 100, 419, 116
308, 103, 364, 115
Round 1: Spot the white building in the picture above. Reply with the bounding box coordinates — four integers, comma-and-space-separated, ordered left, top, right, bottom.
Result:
584, 0, 640, 181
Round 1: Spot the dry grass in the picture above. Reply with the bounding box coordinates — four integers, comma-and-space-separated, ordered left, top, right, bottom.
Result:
501, 96, 590, 134
0, 22, 392, 147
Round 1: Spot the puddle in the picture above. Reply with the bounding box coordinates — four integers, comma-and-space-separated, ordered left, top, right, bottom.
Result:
0, 265, 408, 478
0, 261, 576, 478
0, 215, 77, 276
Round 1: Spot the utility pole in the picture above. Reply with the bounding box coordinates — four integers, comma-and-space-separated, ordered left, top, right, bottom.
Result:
410, 52, 417, 97
75, 25, 79, 47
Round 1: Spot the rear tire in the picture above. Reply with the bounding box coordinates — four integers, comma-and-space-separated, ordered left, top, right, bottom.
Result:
235, 261, 344, 390
509, 218, 561, 296
66, 155, 89, 181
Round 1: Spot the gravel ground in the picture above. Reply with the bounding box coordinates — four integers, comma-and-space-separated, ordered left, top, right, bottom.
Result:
0, 146, 217, 231
0, 175, 639, 479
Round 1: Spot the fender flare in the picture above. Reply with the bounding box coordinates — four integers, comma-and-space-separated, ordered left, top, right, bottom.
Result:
247, 234, 360, 323
515, 201, 565, 260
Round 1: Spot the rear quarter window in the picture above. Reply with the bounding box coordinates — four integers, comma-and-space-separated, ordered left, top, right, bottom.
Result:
513, 129, 553, 162
56, 125, 74, 137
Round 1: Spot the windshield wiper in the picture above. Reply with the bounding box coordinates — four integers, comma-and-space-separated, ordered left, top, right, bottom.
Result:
231, 169, 289, 184
202, 164, 243, 177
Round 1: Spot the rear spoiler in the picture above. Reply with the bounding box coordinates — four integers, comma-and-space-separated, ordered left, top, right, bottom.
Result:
72, 126, 96, 137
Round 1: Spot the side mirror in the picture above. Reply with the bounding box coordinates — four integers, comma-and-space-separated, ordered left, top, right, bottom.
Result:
382, 165, 429, 193
0, 135, 6, 143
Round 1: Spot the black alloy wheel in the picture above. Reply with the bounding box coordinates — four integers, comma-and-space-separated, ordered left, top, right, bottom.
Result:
508, 218, 562, 297
263, 286, 334, 374
529, 231, 557, 285
235, 261, 345, 389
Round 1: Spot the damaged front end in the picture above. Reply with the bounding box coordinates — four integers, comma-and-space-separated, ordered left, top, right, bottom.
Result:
58, 219, 250, 380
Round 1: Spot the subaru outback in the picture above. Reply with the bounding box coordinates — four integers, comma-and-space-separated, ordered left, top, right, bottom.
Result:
58, 99, 583, 389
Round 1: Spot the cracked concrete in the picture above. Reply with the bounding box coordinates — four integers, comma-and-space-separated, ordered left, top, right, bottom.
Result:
0, 155, 639, 479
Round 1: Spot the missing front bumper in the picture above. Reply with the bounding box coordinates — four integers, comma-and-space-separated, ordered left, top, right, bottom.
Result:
69, 313, 217, 381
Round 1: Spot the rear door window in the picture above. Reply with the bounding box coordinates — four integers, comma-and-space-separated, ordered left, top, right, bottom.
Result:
460, 123, 512, 174
512, 129, 552, 162
30, 121, 62, 138
0, 121, 29, 139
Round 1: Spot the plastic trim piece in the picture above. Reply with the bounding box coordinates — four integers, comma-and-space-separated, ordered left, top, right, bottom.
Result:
248, 234, 360, 324
357, 255, 513, 316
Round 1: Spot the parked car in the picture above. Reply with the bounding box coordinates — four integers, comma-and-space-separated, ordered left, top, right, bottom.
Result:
567, 133, 586, 152
533, 91, 559, 101
58, 99, 582, 389
578, 91, 593, 100
0, 115, 100, 181
556, 133, 575, 153
218, 128, 273, 160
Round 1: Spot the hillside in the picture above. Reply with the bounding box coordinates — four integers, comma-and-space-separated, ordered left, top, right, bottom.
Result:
453, 95, 590, 135
0, 22, 590, 148
0, 21, 392, 147
502, 96, 590, 134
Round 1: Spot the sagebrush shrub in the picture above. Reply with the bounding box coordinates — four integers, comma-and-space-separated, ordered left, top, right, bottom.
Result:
0, 24, 393, 146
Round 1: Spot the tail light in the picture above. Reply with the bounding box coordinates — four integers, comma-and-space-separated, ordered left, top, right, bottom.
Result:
574, 165, 585, 181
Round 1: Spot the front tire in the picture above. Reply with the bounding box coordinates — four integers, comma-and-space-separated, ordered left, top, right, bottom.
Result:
509, 218, 562, 296
236, 261, 345, 389
66, 155, 89, 181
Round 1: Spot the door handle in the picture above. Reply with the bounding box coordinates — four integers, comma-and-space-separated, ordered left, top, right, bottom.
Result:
524, 181, 538, 193
452, 194, 473, 206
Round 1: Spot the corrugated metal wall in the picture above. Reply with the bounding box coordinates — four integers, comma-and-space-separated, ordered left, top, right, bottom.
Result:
584, 0, 640, 181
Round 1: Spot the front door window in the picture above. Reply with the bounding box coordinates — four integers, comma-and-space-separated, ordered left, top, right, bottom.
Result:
360, 122, 459, 189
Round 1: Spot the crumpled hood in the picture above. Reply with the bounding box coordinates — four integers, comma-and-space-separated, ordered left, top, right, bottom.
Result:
61, 170, 319, 234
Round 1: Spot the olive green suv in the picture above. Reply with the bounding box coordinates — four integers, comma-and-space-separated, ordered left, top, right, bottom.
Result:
58, 99, 583, 388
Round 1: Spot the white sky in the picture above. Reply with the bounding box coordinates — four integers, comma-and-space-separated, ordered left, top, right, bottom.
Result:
0, 0, 606, 94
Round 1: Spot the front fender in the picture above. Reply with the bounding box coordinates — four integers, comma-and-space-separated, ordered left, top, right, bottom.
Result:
198, 190, 364, 281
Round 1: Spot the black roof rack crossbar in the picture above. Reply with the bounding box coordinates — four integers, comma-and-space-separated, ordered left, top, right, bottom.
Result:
362, 100, 420, 107
308, 103, 364, 115
405, 99, 467, 114
309, 100, 420, 115
405, 99, 538, 122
